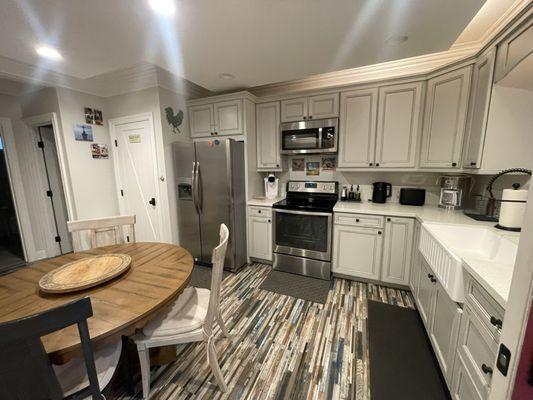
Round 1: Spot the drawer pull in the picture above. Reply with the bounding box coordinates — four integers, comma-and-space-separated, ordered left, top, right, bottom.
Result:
481, 364, 493, 375
490, 316, 503, 329
427, 273, 436, 283
258, 210, 261, 214
356, 219, 360, 222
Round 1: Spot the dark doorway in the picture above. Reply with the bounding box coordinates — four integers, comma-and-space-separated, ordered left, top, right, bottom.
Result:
0, 134, 25, 273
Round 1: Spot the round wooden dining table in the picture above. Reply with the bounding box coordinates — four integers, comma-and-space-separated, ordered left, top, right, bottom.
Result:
0, 242, 193, 364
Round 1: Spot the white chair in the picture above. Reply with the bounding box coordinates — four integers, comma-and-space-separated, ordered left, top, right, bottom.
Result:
133, 224, 230, 399
67, 215, 136, 252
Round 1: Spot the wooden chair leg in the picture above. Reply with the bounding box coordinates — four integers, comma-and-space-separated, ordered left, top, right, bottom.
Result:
206, 337, 227, 392
137, 346, 151, 399
216, 310, 230, 338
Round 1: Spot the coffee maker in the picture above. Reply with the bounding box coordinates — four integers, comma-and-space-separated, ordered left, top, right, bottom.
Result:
264, 174, 279, 200
437, 175, 472, 210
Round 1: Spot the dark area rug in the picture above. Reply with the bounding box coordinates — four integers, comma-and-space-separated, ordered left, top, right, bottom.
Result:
188, 264, 231, 289
368, 300, 450, 400
259, 270, 331, 304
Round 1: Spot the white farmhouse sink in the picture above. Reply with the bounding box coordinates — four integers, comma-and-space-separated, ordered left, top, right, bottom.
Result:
419, 223, 518, 302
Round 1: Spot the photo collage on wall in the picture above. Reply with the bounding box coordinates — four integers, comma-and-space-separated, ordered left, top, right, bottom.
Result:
74, 106, 109, 159
292, 156, 336, 176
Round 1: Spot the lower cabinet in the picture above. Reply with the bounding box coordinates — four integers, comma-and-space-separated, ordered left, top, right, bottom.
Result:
451, 353, 484, 400
247, 206, 272, 262
416, 258, 437, 329
381, 217, 414, 286
409, 221, 422, 296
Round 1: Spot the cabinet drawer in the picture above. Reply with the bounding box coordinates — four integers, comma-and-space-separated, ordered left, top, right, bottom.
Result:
334, 213, 384, 228
458, 304, 498, 397
465, 274, 504, 340
248, 206, 272, 218
452, 353, 484, 400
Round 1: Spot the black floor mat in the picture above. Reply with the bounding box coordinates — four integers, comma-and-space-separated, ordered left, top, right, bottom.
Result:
368, 300, 451, 400
188, 264, 231, 289
259, 270, 331, 304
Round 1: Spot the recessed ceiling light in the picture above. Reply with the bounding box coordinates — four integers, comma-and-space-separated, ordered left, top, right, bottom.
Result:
387, 35, 409, 45
218, 73, 235, 80
36, 45, 62, 61
148, 0, 176, 16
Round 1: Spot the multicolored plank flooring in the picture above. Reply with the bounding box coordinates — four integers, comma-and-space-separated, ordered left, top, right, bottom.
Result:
111, 263, 415, 400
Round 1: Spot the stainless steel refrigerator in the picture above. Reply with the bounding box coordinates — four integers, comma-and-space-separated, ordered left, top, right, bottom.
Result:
173, 139, 247, 272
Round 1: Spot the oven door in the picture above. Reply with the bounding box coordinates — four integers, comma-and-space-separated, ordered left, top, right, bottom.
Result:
273, 209, 332, 261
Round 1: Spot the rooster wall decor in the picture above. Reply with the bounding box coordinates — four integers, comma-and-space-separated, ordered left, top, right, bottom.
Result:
165, 107, 184, 134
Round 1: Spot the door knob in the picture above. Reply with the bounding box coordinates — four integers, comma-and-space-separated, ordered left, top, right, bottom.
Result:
149, 198, 156, 206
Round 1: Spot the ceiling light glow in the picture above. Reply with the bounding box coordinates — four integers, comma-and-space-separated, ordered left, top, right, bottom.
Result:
218, 73, 235, 80
149, 0, 176, 16
36, 45, 62, 60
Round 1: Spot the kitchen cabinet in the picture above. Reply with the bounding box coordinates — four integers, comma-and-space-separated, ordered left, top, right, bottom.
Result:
462, 50, 496, 169
338, 88, 378, 168
420, 66, 472, 169
416, 257, 436, 329
256, 102, 282, 170
333, 223, 383, 281
281, 93, 339, 122
451, 354, 484, 400
381, 217, 414, 286
189, 99, 243, 137
494, 18, 533, 82
375, 82, 423, 168
248, 206, 272, 261
409, 221, 422, 296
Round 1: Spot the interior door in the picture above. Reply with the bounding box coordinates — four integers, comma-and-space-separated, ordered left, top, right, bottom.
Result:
114, 117, 159, 242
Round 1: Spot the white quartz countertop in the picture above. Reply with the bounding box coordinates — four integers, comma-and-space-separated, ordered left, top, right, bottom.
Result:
247, 197, 284, 207
333, 200, 520, 308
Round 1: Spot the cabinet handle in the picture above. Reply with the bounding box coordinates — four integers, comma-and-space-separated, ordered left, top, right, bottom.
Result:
268, 219, 271, 223
452, 162, 457, 167
387, 218, 391, 222
309, 115, 313, 119
481, 364, 493, 375
214, 131, 218, 135
369, 163, 373, 166
490, 316, 503, 329
431, 277, 437, 283
470, 162, 477, 166
303, 116, 307, 120
376, 163, 380, 167
356, 219, 360, 222
258, 210, 261, 214
378, 231, 382, 235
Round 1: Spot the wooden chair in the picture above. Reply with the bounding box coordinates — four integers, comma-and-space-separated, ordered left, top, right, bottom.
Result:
133, 224, 230, 399
67, 215, 136, 252
0, 297, 101, 400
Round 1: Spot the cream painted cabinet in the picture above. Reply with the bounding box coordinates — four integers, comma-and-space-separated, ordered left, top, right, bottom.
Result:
494, 19, 533, 82
381, 217, 414, 286
420, 66, 472, 169
248, 207, 272, 261
417, 258, 436, 329
409, 221, 422, 296
338, 88, 378, 168
281, 93, 339, 122
462, 50, 496, 169
189, 104, 214, 138
213, 99, 243, 136
375, 82, 423, 168
333, 224, 383, 280
256, 102, 282, 170
452, 354, 484, 400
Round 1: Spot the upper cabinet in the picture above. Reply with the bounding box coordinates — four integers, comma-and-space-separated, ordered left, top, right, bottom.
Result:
494, 18, 533, 82
462, 50, 496, 169
281, 93, 339, 122
375, 82, 423, 168
189, 99, 243, 137
338, 88, 378, 168
256, 102, 282, 170
420, 66, 472, 169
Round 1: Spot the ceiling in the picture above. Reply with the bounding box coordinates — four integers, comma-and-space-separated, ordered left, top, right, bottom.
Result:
0, 0, 486, 93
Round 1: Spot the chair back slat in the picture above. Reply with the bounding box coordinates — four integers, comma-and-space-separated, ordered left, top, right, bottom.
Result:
68, 215, 136, 252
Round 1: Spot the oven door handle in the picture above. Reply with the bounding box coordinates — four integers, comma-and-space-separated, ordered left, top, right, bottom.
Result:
273, 209, 332, 217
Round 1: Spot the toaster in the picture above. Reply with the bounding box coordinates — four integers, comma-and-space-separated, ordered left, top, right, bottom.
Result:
400, 188, 426, 206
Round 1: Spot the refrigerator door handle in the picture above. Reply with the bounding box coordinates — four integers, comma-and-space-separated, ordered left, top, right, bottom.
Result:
197, 162, 203, 212
192, 161, 201, 214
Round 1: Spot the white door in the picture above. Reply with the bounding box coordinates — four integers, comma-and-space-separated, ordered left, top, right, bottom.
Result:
189, 104, 214, 137
420, 66, 472, 169
248, 216, 272, 261
332, 225, 383, 280
338, 88, 378, 168
256, 102, 281, 170
308, 93, 339, 120
381, 216, 414, 286
375, 82, 423, 168
112, 116, 160, 242
213, 100, 243, 136
281, 97, 308, 122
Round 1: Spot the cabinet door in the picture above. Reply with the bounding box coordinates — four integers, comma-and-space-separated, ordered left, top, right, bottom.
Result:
452, 355, 484, 400
248, 216, 272, 261
333, 225, 383, 280
375, 82, 423, 168
420, 66, 472, 169
417, 258, 436, 330
429, 283, 463, 386
409, 221, 422, 295
338, 89, 378, 168
462, 50, 495, 169
281, 97, 308, 122
189, 104, 214, 138
213, 99, 243, 136
381, 217, 414, 286
256, 102, 281, 170
494, 20, 533, 82
308, 93, 339, 119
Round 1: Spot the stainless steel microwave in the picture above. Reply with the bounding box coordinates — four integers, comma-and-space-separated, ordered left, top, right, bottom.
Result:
280, 118, 338, 154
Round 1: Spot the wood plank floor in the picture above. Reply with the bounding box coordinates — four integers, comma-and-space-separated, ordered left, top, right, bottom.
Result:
111, 263, 415, 400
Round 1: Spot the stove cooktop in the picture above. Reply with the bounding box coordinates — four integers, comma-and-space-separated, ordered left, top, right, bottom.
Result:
272, 198, 337, 213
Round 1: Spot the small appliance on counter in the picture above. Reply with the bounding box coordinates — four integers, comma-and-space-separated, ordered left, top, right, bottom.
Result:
437, 175, 472, 210
497, 183, 528, 231
399, 188, 426, 206
264, 174, 279, 200
340, 184, 361, 202
372, 182, 391, 203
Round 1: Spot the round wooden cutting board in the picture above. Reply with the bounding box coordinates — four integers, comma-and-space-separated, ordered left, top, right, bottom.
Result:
39, 254, 132, 294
